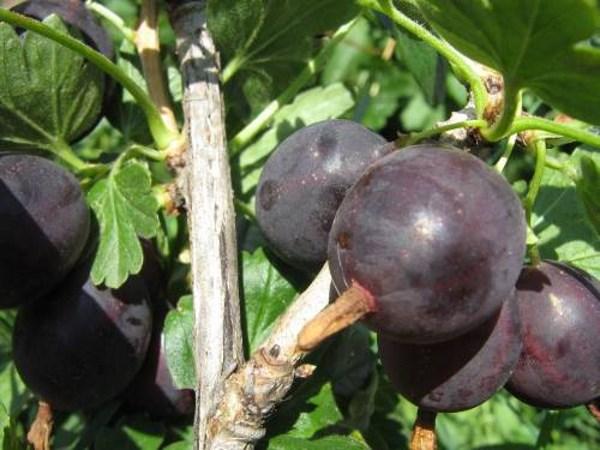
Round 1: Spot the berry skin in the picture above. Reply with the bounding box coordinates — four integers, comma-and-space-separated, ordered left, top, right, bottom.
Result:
256, 119, 388, 272
0, 154, 90, 308
506, 261, 600, 409
328, 145, 526, 343
379, 292, 522, 413
13, 265, 152, 411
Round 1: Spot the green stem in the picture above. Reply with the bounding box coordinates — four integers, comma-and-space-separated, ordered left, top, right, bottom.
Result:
228, 18, 358, 157
360, 0, 487, 116
222, 56, 245, 84
511, 116, 600, 149
129, 144, 166, 161
85, 1, 136, 42
494, 134, 517, 173
52, 140, 92, 173
525, 138, 546, 266
0, 8, 179, 150
525, 139, 546, 223
545, 156, 567, 171
482, 83, 522, 142
397, 119, 487, 146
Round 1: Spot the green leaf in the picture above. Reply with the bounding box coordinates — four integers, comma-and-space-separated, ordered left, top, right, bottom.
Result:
288, 383, 343, 438
94, 416, 165, 450
575, 154, 600, 235
0, 311, 29, 418
533, 149, 600, 279
321, 325, 375, 398
268, 435, 368, 450
321, 17, 373, 85
0, 403, 8, 448
163, 442, 192, 450
52, 402, 121, 450
0, 15, 104, 150
241, 248, 297, 353
394, 28, 442, 104
414, 0, 600, 124
164, 295, 196, 389
240, 83, 354, 194
88, 160, 160, 288
208, 0, 359, 109
360, 66, 417, 131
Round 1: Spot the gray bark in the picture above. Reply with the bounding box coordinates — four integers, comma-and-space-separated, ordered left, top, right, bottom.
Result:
170, 3, 244, 449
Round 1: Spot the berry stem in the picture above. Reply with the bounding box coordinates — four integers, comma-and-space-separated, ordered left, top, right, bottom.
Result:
525, 138, 546, 266
27, 401, 54, 450
297, 282, 374, 351
525, 138, 546, 225
0, 8, 180, 150
228, 18, 358, 157
494, 134, 518, 173
510, 116, 600, 150
410, 409, 438, 450
359, 0, 488, 117
397, 119, 487, 147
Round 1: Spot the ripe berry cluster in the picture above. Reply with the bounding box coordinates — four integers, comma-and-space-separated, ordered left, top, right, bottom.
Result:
1, 1, 192, 418
257, 118, 600, 414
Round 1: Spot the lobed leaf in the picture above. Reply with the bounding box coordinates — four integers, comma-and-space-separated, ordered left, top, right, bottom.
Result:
0, 15, 104, 150
414, 0, 600, 124
88, 160, 160, 288
208, 0, 359, 110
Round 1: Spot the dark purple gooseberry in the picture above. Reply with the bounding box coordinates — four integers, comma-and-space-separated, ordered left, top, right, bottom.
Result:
256, 119, 389, 272
379, 292, 522, 413
13, 264, 152, 411
0, 154, 90, 308
328, 145, 526, 344
506, 261, 600, 409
